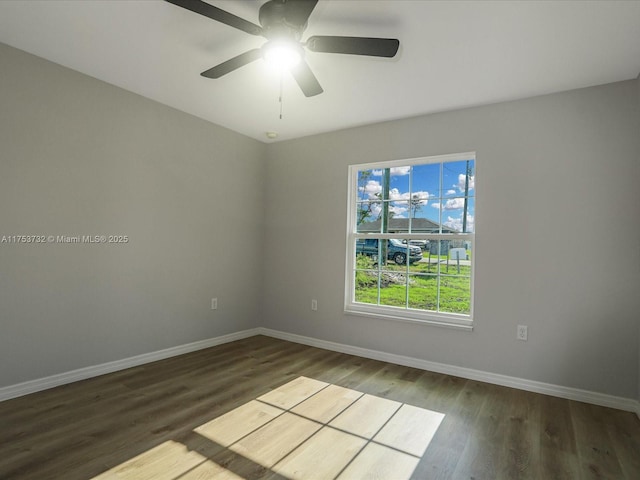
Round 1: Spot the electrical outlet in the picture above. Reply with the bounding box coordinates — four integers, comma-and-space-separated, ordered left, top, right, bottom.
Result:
211, 298, 218, 310
517, 325, 528, 341
311, 299, 317, 311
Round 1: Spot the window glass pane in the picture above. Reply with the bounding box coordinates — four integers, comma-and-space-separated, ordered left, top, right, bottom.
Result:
382, 201, 411, 233
408, 274, 438, 311
388, 166, 410, 202
408, 192, 429, 226
421, 201, 445, 233
356, 202, 382, 233
354, 238, 380, 305
355, 238, 381, 265
354, 269, 379, 305
357, 169, 383, 201
439, 197, 474, 233
387, 238, 422, 267
407, 238, 429, 274
410, 163, 440, 232
438, 275, 471, 315
412, 163, 441, 200
443, 159, 475, 198
378, 278, 407, 308
421, 242, 439, 274
441, 197, 473, 233
355, 285, 378, 305
444, 241, 472, 274
428, 239, 450, 259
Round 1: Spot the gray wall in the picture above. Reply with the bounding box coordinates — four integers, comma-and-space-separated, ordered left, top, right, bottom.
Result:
264, 80, 640, 399
0, 43, 265, 387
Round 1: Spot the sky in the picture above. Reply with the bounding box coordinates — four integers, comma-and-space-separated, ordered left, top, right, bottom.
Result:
357, 159, 475, 233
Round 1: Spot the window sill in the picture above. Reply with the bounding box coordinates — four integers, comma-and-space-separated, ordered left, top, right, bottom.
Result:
344, 305, 473, 331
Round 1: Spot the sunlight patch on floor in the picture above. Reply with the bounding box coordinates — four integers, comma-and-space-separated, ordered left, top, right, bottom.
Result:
195, 400, 283, 448
92, 440, 243, 480
92, 376, 445, 480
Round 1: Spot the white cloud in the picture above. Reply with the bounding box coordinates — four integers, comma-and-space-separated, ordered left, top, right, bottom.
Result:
359, 182, 431, 209
388, 189, 429, 204
455, 174, 475, 193
359, 180, 382, 199
446, 189, 457, 195
388, 188, 404, 202
370, 203, 382, 218
392, 166, 411, 176
443, 198, 466, 210
431, 197, 467, 210
372, 166, 411, 177
444, 214, 474, 233
389, 204, 408, 218
361, 202, 408, 219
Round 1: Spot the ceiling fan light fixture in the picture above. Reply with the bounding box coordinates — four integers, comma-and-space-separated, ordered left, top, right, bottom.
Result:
262, 40, 303, 71
166, 0, 399, 97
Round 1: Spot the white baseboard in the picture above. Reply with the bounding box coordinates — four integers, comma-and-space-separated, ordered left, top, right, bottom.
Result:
2, 326, 639, 419
0, 328, 261, 402
257, 327, 640, 417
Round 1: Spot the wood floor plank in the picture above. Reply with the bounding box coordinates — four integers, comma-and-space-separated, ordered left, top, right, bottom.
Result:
412, 379, 488, 479
539, 394, 581, 480
605, 408, 640, 478
178, 460, 246, 480
93, 440, 208, 480
570, 401, 625, 479
451, 384, 520, 480
256, 376, 328, 410
329, 393, 402, 439
194, 400, 284, 447
373, 403, 446, 457
272, 426, 367, 480
352, 362, 418, 401
496, 387, 542, 480
337, 441, 420, 480
325, 357, 387, 391
290, 384, 362, 424
229, 412, 321, 468
539, 447, 580, 480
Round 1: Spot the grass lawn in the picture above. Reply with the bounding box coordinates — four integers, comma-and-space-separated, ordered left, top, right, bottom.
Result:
355, 254, 471, 314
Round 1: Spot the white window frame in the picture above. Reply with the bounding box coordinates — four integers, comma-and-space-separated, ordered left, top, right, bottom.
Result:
344, 152, 476, 330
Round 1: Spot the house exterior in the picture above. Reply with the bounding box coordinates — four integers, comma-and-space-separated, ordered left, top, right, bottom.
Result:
357, 218, 457, 234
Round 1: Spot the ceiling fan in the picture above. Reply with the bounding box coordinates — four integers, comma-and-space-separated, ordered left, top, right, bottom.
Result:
165, 0, 400, 97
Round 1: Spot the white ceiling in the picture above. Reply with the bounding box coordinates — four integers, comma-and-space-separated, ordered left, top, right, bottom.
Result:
1, 0, 639, 143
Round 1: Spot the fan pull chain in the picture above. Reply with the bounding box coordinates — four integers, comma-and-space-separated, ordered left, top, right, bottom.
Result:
279, 71, 284, 120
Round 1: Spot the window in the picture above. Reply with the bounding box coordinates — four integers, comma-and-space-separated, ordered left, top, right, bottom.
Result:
345, 153, 475, 329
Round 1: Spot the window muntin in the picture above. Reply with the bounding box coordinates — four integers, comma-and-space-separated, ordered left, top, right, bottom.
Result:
346, 153, 475, 328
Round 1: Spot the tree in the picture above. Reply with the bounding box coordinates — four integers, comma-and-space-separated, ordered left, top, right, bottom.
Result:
410, 193, 426, 218
356, 170, 381, 225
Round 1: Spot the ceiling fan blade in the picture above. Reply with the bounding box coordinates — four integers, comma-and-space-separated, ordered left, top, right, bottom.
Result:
165, 0, 263, 36
306, 36, 399, 57
290, 60, 323, 97
201, 49, 263, 78
285, 0, 319, 27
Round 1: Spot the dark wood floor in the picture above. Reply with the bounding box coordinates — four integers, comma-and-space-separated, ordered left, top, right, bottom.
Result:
1, 335, 639, 479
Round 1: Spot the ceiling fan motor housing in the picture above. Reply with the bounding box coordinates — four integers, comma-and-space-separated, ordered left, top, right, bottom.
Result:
259, 0, 306, 41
